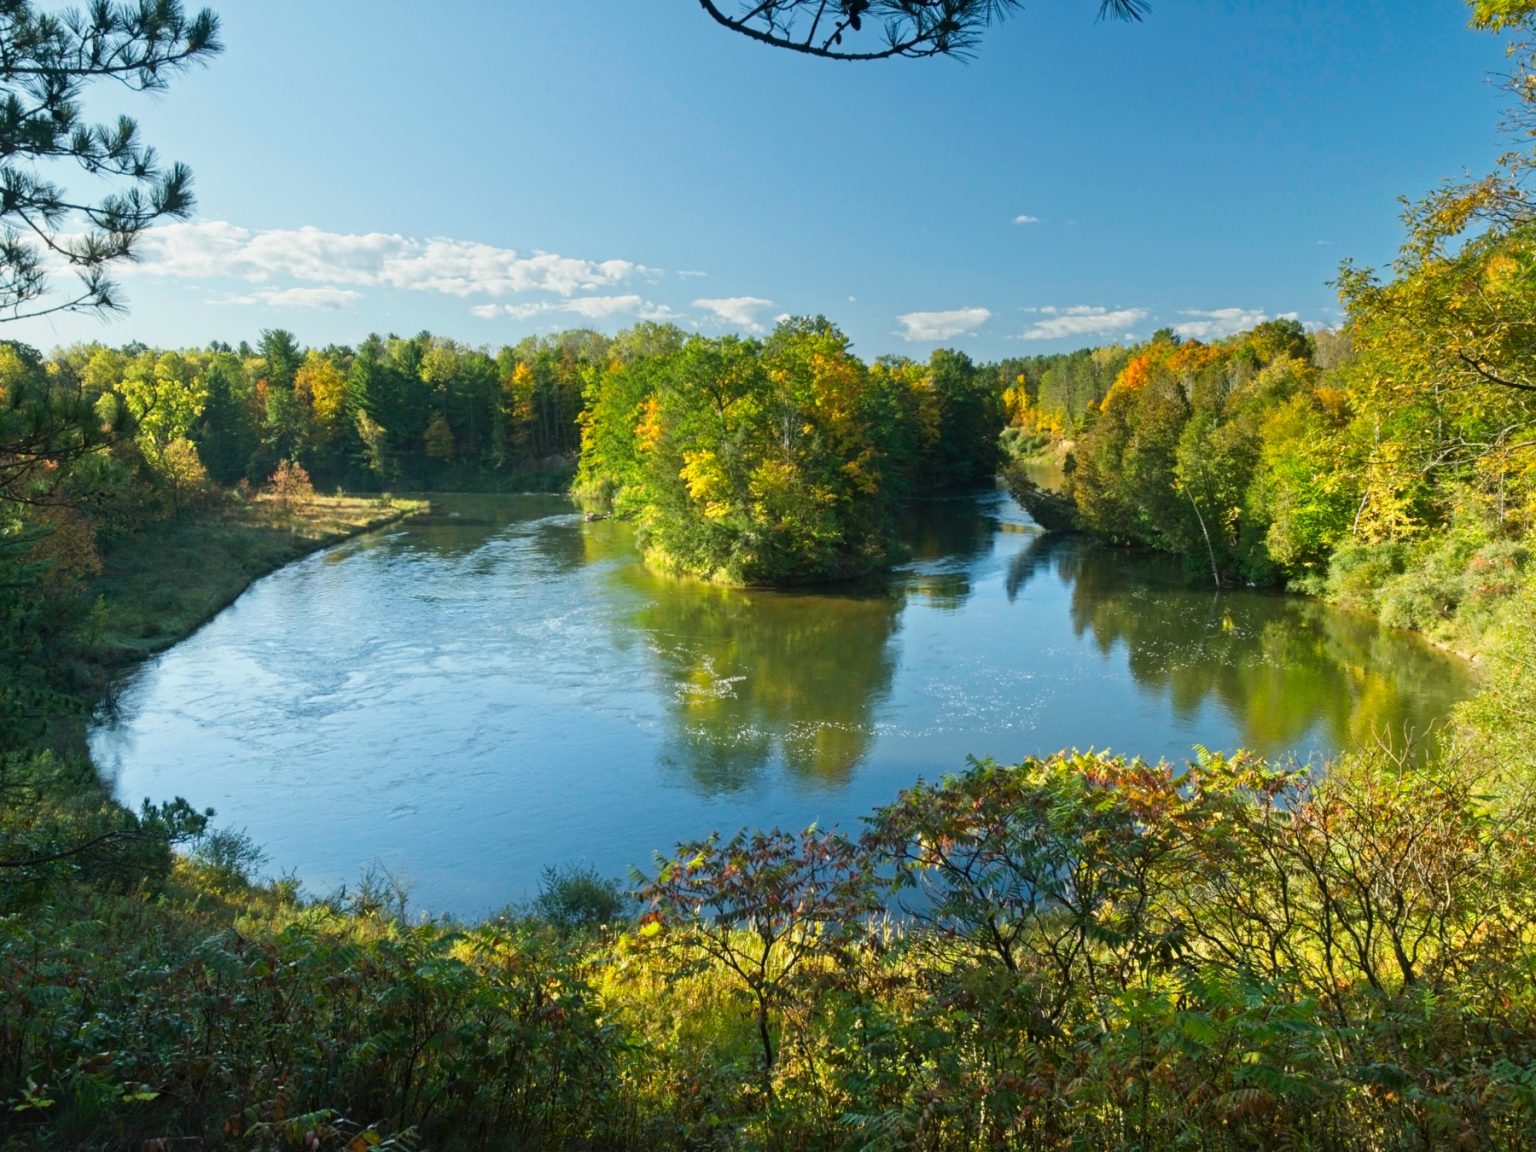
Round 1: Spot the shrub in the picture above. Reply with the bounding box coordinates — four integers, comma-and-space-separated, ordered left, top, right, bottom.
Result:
267, 458, 314, 510
1323, 538, 1406, 613
188, 826, 267, 891
999, 425, 1053, 464
1377, 558, 1465, 630
1466, 538, 1529, 603
533, 862, 627, 933
635, 825, 875, 1092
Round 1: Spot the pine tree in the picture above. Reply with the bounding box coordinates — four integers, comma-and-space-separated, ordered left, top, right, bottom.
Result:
0, 1, 222, 321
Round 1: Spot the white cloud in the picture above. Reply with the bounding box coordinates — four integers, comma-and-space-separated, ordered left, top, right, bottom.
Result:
473, 295, 680, 322
1013, 214, 1041, 224
1017, 305, 1146, 341
1174, 307, 1297, 341
896, 307, 992, 342
676, 269, 708, 279
135, 221, 648, 298
693, 296, 775, 331
216, 286, 362, 310
566, 295, 666, 320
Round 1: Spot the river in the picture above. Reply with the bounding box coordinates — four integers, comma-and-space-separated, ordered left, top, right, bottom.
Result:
90, 490, 1471, 918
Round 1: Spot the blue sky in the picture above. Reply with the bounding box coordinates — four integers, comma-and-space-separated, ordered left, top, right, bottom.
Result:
11, 0, 1517, 360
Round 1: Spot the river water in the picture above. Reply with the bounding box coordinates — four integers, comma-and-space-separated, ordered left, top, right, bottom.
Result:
90, 490, 1471, 917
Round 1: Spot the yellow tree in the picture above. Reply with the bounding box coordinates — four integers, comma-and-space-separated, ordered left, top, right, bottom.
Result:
155, 436, 209, 513
294, 350, 348, 431
503, 361, 536, 457
112, 351, 209, 507
1332, 0, 1536, 542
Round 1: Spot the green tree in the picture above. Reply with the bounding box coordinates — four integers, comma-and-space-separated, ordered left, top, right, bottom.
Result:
920, 347, 1004, 489
0, 341, 107, 515
573, 323, 685, 515
191, 350, 258, 484
250, 328, 307, 472
1248, 379, 1355, 577
116, 349, 207, 463
0, 1, 221, 320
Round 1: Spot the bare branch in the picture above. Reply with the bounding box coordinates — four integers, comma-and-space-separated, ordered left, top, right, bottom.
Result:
1457, 351, 1536, 393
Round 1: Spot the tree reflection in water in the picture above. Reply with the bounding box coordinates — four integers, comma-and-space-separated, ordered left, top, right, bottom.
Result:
616, 572, 904, 793
596, 496, 1022, 794
1005, 532, 1469, 759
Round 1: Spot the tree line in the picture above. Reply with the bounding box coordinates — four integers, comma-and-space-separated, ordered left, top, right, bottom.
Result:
0, 319, 1005, 593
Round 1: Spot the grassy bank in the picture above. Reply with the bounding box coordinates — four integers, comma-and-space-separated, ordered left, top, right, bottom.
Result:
87, 492, 426, 665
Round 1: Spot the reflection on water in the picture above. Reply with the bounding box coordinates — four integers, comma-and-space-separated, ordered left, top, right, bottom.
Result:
1006, 531, 1464, 757
89, 490, 1472, 916
897, 495, 997, 612
618, 575, 902, 792
601, 495, 1016, 792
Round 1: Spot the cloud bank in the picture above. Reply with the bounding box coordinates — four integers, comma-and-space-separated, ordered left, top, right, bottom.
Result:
693, 296, 775, 331
471, 295, 680, 322
216, 286, 362, 310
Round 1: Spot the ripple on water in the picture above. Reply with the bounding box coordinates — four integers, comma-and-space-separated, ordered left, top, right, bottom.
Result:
89, 493, 1474, 917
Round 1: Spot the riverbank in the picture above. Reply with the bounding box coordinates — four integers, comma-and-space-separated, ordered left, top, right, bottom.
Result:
87, 492, 427, 667
1006, 444, 1526, 670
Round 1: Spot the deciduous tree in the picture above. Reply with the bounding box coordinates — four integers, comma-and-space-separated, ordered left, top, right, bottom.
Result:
635, 825, 874, 1093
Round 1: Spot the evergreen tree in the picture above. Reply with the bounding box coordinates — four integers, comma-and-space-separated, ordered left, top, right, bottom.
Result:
0, 1, 221, 321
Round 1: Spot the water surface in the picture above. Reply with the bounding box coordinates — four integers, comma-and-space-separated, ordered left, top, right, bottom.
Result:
91, 491, 1470, 917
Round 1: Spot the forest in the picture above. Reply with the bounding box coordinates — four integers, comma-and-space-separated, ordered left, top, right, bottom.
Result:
2, 0, 1536, 1149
